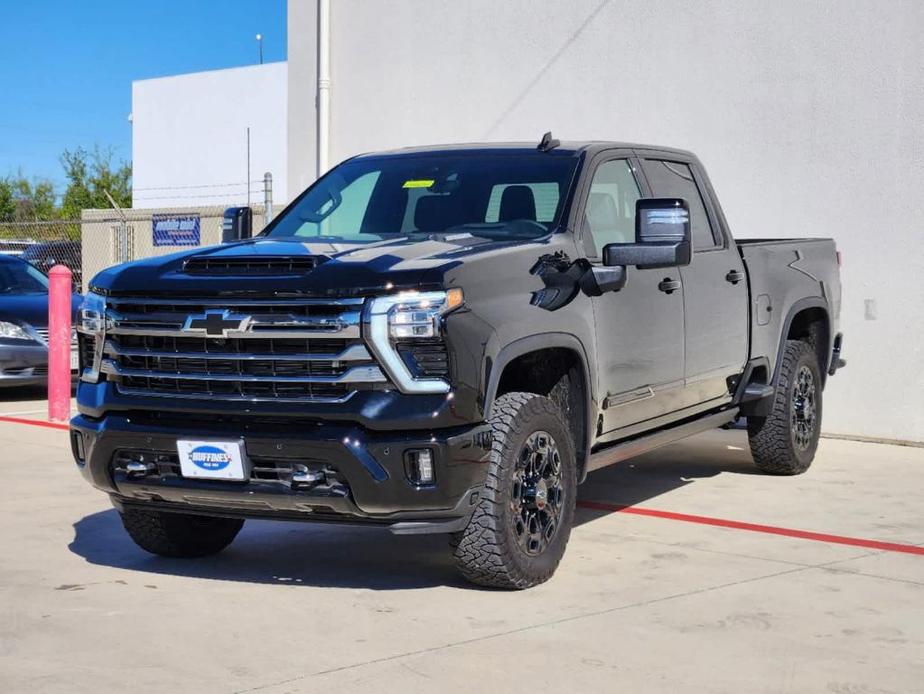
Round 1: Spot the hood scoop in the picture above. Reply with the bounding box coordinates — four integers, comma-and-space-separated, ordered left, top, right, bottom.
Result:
183, 255, 324, 275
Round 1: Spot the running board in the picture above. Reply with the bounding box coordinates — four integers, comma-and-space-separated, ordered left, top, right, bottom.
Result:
586, 408, 739, 473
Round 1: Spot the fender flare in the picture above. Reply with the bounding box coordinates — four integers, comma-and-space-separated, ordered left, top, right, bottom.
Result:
771, 297, 831, 387
484, 332, 596, 481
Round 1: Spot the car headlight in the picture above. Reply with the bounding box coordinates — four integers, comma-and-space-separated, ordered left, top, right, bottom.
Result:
77, 291, 107, 334
365, 289, 463, 394
76, 291, 106, 382
0, 321, 33, 341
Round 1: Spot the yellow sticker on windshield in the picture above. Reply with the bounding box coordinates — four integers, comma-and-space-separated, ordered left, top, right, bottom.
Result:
402, 179, 435, 189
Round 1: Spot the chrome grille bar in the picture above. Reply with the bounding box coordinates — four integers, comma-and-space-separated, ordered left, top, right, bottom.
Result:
103, 340, 373, 362
100, 360, 386, 384
105, 296, 365, 307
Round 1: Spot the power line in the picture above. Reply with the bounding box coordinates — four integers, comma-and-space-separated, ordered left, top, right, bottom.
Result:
132, 181, 251, 192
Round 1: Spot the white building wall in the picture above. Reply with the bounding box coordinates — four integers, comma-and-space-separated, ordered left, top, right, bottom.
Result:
287, 0, 924, 442
132, 62, 289, 208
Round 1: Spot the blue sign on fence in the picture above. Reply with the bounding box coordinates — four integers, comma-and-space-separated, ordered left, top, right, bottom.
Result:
152, 215, 201, 246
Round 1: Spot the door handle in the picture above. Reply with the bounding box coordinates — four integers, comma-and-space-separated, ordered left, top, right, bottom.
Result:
658, 278, 681, 294
725, 269, 745, 285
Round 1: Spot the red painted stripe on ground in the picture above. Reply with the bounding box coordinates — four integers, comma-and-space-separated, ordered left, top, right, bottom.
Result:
577, 500, 924, 556
0, 415, 70, 431
1, 414, 919, 556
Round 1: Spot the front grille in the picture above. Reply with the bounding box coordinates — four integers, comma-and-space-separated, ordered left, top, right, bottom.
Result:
100, 296, 387, 403
183, 256, 320, 274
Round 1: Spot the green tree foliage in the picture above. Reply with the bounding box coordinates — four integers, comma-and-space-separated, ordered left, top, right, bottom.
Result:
0, 180, 14, 221
0, 174, 58, 222
0, 147, 131, 223
60, 147, 132, 219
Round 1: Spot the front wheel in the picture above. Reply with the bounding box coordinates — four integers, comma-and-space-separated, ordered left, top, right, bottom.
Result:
452, 392, 577, 589
747, 339, 822, 475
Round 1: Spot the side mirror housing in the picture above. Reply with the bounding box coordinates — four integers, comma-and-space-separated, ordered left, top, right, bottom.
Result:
222, 207, 253, 243
603, 198, 692, 269
579, 264, 627, 297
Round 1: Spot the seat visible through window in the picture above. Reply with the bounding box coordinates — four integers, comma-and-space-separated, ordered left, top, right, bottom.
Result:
498, 185, 537, 222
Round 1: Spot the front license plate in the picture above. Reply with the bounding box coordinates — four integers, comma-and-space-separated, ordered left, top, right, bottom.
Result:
177, 440, 247, 480
70, 349, 79, 371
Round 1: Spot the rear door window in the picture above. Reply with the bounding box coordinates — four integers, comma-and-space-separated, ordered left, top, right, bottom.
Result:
639, 160, 719, 250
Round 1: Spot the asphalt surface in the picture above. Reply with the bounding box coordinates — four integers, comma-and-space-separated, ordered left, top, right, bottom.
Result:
0, 386, 921, 693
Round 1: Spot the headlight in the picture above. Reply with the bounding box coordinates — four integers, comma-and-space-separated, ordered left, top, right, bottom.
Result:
76, 291, 106, 383
77, 291, 107, 334
0, 321, 33, 341
365, 289, 463, 394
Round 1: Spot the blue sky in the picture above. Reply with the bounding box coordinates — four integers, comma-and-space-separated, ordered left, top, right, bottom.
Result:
0, 1, 287, 191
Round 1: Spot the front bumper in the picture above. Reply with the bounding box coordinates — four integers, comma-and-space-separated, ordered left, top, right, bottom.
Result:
0, 341, 48, 387
70, 413, 493, 534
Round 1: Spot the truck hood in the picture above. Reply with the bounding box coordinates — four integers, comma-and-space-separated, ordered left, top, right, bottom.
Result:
90, 234, 545, 297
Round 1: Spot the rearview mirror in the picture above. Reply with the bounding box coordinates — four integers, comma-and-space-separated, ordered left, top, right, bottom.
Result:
603, 198, 691, 269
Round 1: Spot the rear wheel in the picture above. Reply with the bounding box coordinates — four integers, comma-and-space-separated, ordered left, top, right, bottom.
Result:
747, 339, 822, 475
452, 392, 576, 589
120, 508, 244, 558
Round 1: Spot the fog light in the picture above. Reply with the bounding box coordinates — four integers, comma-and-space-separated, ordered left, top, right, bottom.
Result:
406, 449, 434, 485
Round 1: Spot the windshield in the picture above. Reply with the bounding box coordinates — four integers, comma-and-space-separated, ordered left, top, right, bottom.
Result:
264, 152, 580, 242
0, 260, 50, 294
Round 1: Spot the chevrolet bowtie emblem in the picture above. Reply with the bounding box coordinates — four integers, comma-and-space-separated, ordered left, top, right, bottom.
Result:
183, 310, 251, 337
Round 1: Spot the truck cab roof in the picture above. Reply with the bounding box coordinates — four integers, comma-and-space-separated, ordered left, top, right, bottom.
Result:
352, 140, 697, 161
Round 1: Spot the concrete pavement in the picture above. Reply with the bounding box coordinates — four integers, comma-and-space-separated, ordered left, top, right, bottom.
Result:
0, 387, 921, 693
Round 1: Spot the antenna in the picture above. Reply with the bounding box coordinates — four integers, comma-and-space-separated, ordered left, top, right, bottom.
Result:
537, 131, 560, 152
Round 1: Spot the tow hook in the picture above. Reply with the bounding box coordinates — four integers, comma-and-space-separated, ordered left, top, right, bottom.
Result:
126, 460, 156, 477
291, 466, 325, 488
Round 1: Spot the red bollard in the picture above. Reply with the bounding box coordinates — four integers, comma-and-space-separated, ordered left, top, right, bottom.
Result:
48, 265, 73, 422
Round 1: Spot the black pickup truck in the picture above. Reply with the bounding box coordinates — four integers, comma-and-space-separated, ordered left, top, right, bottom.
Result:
72, 137, 844, 589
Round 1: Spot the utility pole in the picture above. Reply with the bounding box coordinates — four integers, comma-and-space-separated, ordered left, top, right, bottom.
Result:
246, 127, 251, 207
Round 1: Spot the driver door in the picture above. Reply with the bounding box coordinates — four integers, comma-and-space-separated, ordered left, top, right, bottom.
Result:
580, 155, 686, 434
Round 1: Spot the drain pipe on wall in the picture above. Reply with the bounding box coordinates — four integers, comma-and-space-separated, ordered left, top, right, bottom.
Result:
317, 0, 331, 177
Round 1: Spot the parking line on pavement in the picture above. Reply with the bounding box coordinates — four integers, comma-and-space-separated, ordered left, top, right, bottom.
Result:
0, 413, 919, 557
0, 415, 70, 430
577, 500, 924, 556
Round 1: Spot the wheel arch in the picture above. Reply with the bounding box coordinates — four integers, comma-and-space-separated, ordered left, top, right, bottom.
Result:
485, 334, 594, 482
773, 298, 832, 388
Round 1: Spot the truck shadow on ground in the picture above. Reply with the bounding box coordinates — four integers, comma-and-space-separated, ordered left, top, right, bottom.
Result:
68, 429, 758, 591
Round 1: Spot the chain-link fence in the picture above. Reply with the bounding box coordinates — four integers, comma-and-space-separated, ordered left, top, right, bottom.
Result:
0, 220, 83, 287
0, 173, 277, 293
0, 205, 270, 294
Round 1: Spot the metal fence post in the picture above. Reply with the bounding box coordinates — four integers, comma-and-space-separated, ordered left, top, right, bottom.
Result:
115, 221, 133, 264
263, 172, 273, 225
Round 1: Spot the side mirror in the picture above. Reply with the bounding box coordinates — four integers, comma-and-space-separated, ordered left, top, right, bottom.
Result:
222, 207, 253, 243
603, 198, 692, 270
579, 264, 627, 297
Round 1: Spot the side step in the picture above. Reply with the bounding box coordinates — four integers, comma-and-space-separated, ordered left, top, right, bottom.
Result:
586, 408, 739, 473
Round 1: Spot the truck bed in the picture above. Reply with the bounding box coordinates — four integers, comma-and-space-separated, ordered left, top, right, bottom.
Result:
736, 237, 841, 380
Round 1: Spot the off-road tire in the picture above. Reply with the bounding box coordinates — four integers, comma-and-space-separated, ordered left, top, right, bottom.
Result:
452, 392, 577, 589
120, 508, 244, 558
747, 339, 822, 475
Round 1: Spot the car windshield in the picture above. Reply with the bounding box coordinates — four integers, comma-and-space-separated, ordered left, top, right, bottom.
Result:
263, 151, 580, 242
0, 260, 50, 294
